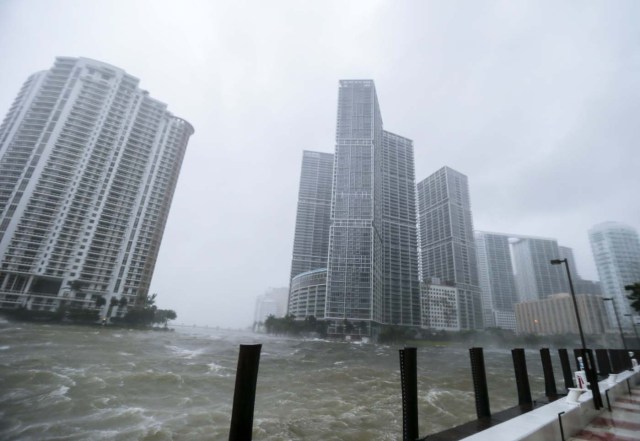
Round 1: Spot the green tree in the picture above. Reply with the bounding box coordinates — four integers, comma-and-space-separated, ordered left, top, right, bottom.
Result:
626, 283, 640, 313
154, 309, 177, 327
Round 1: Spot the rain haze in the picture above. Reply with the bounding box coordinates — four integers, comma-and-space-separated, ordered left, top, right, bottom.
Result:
1, 0, 638, 328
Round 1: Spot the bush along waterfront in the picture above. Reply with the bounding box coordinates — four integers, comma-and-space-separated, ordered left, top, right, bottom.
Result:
258, 316, 626, 349
1, 292, 177, 329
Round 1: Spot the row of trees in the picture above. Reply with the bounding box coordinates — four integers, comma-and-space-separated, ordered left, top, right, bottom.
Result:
263, 314, 328, 337
627, 282, 640, 312
116, 293, 177, 328
258, 283, 640, 340
3, 292, 177, 329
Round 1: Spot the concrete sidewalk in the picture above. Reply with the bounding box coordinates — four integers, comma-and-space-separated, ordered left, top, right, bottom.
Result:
569, 387, 640, 441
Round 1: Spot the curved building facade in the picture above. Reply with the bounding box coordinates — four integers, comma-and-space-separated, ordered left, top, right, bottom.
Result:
288, 268, 327, 319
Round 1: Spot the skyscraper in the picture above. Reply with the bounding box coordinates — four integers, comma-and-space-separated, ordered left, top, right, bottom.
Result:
380, 131, 420, 327
289, 150, 334, 280
474, 231, 518, 329
417, 166, 482, 329
511, 236, 568, 301
0, 57, 193, 318
323, 80, 420, 335
589, 221, 640, 329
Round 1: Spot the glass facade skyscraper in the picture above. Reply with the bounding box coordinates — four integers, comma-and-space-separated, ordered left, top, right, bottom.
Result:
511, 236, 568, 301
288, 80, 420, 335
289, 150, 334, 280
474, 231, 518, 328
589, 221, 640, 329
380, 131, 420, 327
417, 166, 482, 329
0, 57, 193, 317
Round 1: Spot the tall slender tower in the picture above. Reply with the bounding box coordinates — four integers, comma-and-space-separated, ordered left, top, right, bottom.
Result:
0, 57, 193, 317
287, 150, 333, 319
474, 231, 518, 329
417, 166, 482, 329
289, 150, 334, 280
380, 131, 420, 327
324, 80, 420, 335
589, 222, 640, 329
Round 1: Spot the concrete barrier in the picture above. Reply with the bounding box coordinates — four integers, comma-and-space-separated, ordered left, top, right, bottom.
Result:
459, 368, 639, 441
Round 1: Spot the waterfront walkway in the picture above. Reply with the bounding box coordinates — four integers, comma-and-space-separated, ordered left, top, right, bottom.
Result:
569, 387, 640, 441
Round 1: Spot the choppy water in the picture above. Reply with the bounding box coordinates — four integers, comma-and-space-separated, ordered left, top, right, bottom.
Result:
0, 320, 552, 440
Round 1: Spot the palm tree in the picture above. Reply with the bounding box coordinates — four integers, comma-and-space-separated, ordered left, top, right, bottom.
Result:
626, 283, 640, 313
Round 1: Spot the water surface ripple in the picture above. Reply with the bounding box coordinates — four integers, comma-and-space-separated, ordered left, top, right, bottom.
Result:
0, 321, 550, 440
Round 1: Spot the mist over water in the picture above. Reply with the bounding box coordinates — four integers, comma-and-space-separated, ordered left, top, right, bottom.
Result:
0, 321, 550, 440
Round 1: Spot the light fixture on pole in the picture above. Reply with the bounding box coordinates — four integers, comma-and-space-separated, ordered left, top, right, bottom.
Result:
551, 258, 603, 409
550, 258, 586, 350
603, 297, 627, 351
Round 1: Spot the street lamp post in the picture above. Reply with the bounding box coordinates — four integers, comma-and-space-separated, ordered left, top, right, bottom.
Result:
550, 258, 586, 350
551, 258, 603, 409
624, 313, 639, 348
603, 297, 627, 351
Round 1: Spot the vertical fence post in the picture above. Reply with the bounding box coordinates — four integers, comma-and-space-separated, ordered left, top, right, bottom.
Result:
595, 349, 612, 376
585, 349, 603, 409
399, 347, 419, 441
610, 349, 623, 373
512, 348, 532, 405
469, 347, 491, 419
229, 344, 262, 441
540, 348, 558, 398
558, 349, 574, 391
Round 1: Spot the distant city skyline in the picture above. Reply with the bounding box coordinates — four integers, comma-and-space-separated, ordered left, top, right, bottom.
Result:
1, 1, 638, 328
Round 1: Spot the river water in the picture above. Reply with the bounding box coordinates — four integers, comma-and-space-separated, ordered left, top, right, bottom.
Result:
0, 320, 552, 440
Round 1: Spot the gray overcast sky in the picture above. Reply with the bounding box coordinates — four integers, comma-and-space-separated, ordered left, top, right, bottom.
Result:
1, 0, 639, 328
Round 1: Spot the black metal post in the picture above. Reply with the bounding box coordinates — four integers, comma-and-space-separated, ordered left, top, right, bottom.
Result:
469, 347, 491, 419
552, 259, 602, 410
558, 349, 574, 391
229, 344, 262, 441
512, 348, 532, 405
399, 347, 419, 441
540, 348, 558, 398
584, 349, 603, 409
595, 349, 612, 376
609, 349, 622, 373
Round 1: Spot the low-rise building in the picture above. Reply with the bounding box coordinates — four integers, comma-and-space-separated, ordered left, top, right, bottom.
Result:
515, 293, 610, 335
420, 281, 460, 331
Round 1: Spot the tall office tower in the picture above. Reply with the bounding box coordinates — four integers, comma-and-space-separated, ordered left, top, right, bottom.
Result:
325, 80, 420, 335
589, 221, 640, 329
511, 236, 568, 302
474, 231, 518, 329
380, 131, 420, 326
289, 151, 334, 280
0, 57, 193, 317
417, 167, 482, 329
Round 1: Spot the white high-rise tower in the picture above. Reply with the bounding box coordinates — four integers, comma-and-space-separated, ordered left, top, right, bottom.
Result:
589, 222, 640, 329
0, 57, 193, 318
